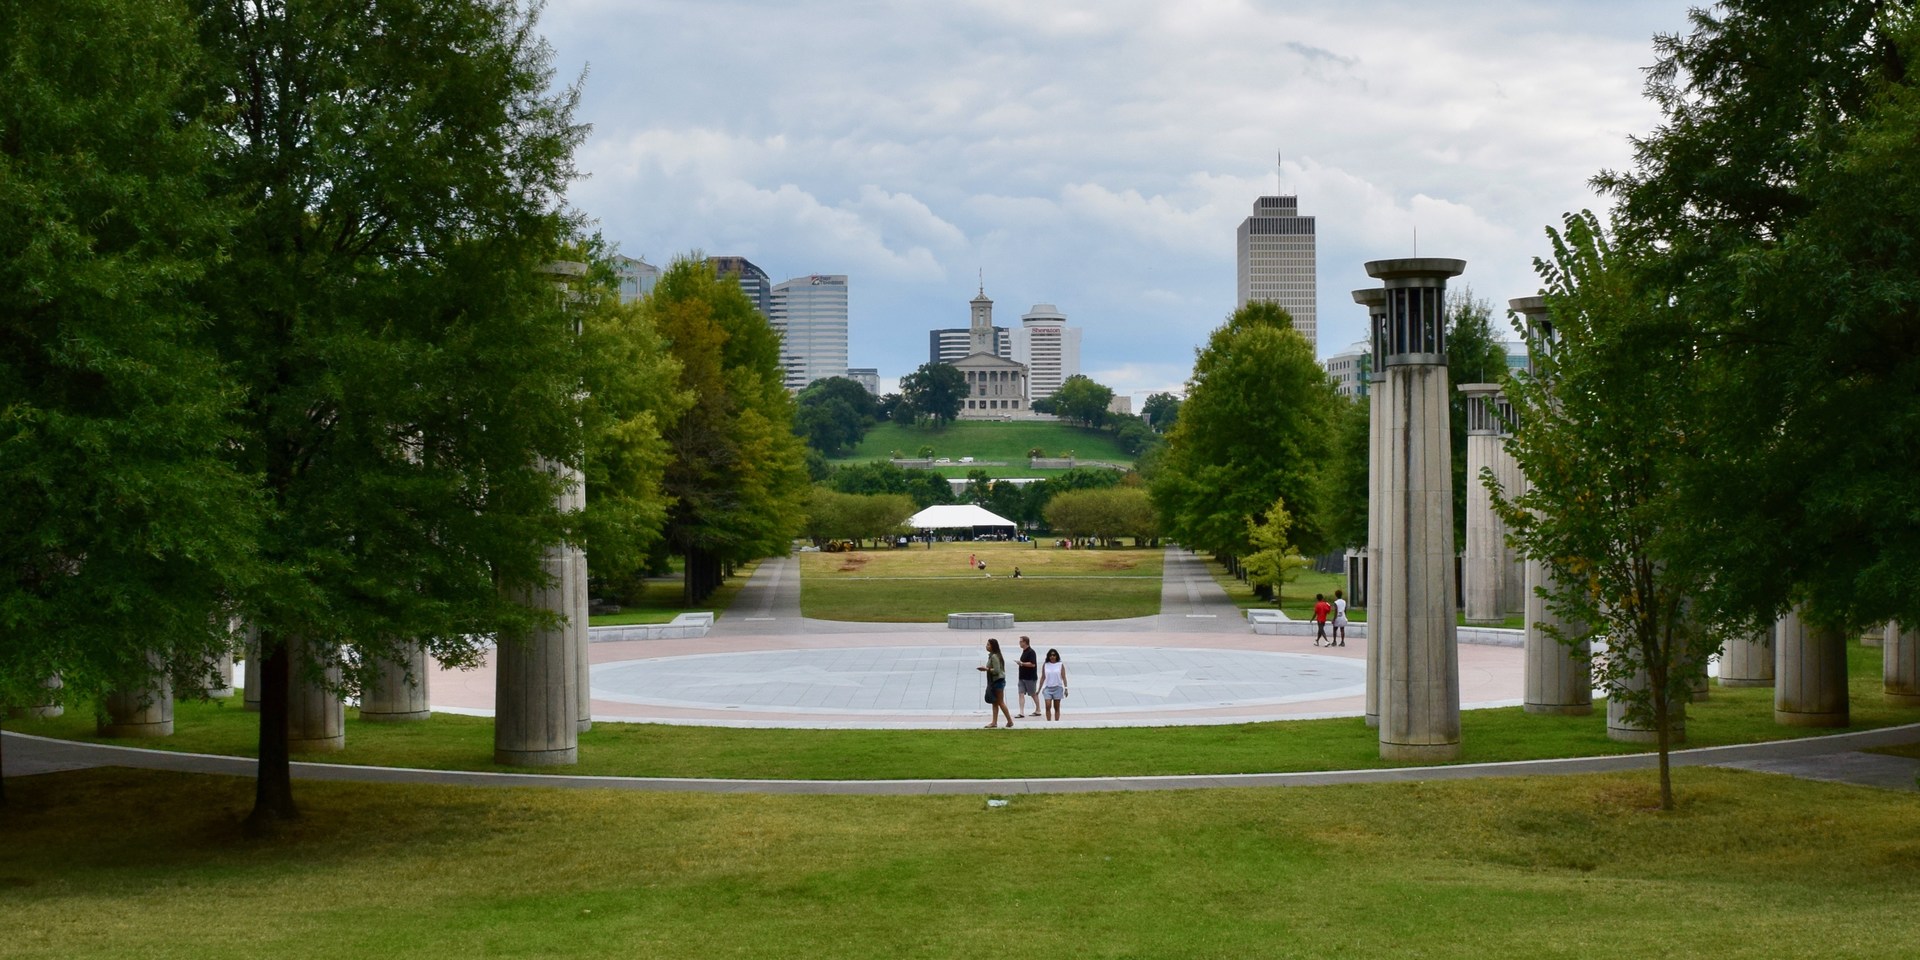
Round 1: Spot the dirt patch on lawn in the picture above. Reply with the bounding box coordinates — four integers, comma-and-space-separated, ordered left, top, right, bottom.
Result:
837, 554, 871, 572
1099, 557, 1138, 571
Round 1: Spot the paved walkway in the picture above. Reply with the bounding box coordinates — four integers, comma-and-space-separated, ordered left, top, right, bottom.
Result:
7, 724, 1918, 795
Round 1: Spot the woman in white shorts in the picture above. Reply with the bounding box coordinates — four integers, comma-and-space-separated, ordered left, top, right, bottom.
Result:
1040, 648, 1068, 721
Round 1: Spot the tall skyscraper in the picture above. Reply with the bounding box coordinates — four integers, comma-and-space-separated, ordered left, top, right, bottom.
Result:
1236, 180, 1318, 351
1012, 303, 1082, 401
707, 256, 772, 317
769, 274, 849, 391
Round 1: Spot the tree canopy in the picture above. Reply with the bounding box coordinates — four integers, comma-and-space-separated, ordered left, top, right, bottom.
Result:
1150, 302, 1339, 558
793, 376, 879, 457
1050, 375, 1115, 428
898, 362, 966, 425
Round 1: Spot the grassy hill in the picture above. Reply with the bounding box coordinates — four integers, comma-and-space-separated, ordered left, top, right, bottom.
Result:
833, 420, 1132, 466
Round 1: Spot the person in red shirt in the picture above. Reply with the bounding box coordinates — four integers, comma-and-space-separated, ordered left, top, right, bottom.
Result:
1312, 593, 1332, 646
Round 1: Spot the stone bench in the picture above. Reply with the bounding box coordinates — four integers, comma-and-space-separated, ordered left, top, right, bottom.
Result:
588, 611, 714, 643
948, 612, 1016, 630
1246, 609, 1288, 635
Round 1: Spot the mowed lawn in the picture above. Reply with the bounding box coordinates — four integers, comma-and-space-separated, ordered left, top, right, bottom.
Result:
833, 420, 1133, 466
799, 541, 1162, 622
3, 765, 1917, 959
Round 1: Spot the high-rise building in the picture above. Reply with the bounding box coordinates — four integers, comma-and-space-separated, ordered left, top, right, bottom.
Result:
1236, 185, 1318, 351
929, 326, 1009, 365
1012, 303, 1082, 402
707, 256, 772, 317
768, 274, 849, 392
844, 368, 879, 395
611, 255, 660, 304
1324, 339, 1373, 399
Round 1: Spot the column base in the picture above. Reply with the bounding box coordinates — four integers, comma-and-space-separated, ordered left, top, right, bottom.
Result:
360, 709, 431, 723
1364, 713, 1378, 729
577, 719, 593, 733
1774, 709, 1849, 727
1859, 634, 1883, 648
1523, 702, 1593, 716
1717, 678, 1774, 688
1380, 741, 1460, 762
1464, 617, 1504, 627
98, 720, 174, 738
1885, 693, 1920, 709
1606, 726, 1687, 744
9, 705, 63, 720
289, 734, 345, 752
495, 747, 578, 767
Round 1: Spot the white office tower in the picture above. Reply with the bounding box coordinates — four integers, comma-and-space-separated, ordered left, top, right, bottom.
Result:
611, 256, 660, 304
1012, 304, 1082, 402
770, 274, 850, 392
1236, 191, 1318, 351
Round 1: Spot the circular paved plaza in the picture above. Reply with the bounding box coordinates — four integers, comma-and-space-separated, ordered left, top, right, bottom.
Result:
426, 551, 1528, 728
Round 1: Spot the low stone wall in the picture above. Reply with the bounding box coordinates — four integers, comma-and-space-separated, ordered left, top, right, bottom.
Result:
589, 612, 714, 643
948, 612, 1015, 630
1246, 609, 1288, 636
1240, 613, 1523, 648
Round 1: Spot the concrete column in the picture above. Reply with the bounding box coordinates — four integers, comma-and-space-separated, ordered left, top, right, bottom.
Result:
8, 676, 65, 720
1459, 384, 1512, 625
99, 655, 173, 738
1860, 625, 1884, 648
1355, 287, 1387, 730
1718, 625, 1774, 687
495, 549, 579, 765
287, 634, 346, 752
571, 468, 592, 733
1509, 296, 1590, 715
1606, 667, 1686, 743
1368, 258, 1465, 762
1775, 606, 1849, 727
242, 624, 262, 711
1885, 622, 1919, 707
360, 642, 430, 722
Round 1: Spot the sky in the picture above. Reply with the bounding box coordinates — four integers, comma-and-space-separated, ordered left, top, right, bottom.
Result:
539, 0, 1695, 403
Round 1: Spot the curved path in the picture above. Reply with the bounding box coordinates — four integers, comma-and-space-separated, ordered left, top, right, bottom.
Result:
7, 724, 1919, 795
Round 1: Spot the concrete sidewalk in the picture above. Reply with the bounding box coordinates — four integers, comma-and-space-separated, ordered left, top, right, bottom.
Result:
8, 723, 1918, 796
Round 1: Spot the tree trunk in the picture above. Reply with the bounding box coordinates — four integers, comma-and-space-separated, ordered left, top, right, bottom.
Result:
245, 634, 299, 832
1654, 684, 1673, 811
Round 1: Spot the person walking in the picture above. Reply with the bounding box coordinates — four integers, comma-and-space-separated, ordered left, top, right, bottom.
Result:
1312, 593, 1332, 646
1040, 648, 1068, 721
1015, 636, 1041, 718
978, 637, 1013, 727
1331, 590, 1349, 647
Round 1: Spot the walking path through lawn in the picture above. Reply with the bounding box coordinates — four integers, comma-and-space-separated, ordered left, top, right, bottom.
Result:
6, 724, 1918, 794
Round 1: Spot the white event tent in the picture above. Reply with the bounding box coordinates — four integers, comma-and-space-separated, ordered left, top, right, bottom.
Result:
906, 504, 1017, 533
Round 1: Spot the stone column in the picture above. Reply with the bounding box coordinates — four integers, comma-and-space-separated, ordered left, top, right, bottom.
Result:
360, 642, 431, 722
494, 546, 579, 765
99, 655, 173, 738
1606, 667, 1686, 743
8, 675, 65, 720
1354, 287, 1387, 730
1775, 606, 1849, 727
1718, 625, 1774, 687
1458, 383, 1516, 625
571, 468, 592, 733
286, 634, 346, 751
242, 624, 262, 711
1885, 622, 1919, 707
1367, 257, 1466, 762
1510, 296, 1590, 716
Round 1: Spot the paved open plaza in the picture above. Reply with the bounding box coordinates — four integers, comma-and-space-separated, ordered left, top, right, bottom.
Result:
425, 548, 1528, 728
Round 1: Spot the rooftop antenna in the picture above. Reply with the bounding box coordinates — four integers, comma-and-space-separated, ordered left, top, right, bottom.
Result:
1413, 225, 1419, 257
1277, 151, 1284, 194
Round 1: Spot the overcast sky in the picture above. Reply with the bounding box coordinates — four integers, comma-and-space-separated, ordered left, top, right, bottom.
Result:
540, 0, 1693, 402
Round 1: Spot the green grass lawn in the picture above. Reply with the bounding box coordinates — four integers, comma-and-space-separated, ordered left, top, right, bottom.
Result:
11, 644, 1911, 781
799, 542, 1161, 622
3, 764, 1917, 959
834, 420, 1133, 466
587, 560, 759, 627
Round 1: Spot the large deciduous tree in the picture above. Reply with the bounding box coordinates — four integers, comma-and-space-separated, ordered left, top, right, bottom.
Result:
898, 362, 966, 425
0, 0, 257, 803
1492, 211, 1721, 811
793, 376, 878, 457
1597, 1, 1920, 646
650, 256, 809, 605
196, 0, 591, 829
1049, 375, 1115, 428
1150, 302, 1339, 560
